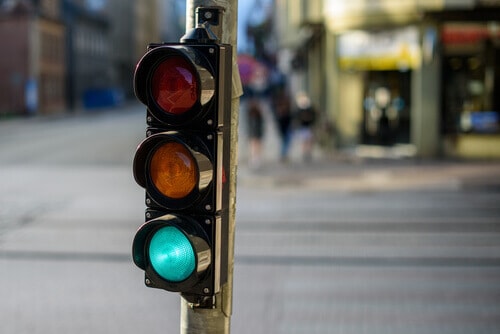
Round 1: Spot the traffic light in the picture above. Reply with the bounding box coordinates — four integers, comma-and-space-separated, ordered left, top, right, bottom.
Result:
132, 24, 232, 308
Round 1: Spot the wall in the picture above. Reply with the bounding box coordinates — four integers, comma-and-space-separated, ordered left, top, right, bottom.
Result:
38, 17, 66, 113
0, 17, 30, 115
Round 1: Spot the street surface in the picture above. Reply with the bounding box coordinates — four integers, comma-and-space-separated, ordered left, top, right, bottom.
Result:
0, 104, 500, 333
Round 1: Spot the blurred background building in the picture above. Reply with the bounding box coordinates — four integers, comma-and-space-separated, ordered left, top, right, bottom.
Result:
0, 0, 178, 115
63, 0, 111, 110
0, 0, 66, 115
273, 0, 500, 159
1, 0, 499, 160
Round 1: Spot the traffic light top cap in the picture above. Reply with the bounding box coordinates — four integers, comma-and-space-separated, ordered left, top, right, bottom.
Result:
180, 22, 218, 44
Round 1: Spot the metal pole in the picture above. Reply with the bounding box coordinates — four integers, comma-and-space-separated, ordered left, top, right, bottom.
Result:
181, 1, 242, 333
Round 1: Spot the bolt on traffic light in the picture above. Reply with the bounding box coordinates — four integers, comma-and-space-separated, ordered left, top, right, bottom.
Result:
132, 23, 232, 308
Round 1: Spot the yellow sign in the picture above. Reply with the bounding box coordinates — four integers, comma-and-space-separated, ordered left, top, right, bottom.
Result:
338, 27, 421, 71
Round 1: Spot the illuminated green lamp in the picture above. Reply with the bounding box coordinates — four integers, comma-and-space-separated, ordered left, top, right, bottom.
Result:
148, 226, 196, 282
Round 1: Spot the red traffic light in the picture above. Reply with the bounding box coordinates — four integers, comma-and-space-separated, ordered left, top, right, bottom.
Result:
151, 56, 198, 115
134, 45, 215, 127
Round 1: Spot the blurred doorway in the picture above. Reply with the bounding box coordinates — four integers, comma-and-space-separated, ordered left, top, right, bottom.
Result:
362, 70, 412, 146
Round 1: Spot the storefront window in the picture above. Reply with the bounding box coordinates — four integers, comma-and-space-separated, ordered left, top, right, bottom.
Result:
441, 22, 500, 134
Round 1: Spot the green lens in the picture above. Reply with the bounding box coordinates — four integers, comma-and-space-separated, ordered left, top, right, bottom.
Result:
148, 226, 195, 282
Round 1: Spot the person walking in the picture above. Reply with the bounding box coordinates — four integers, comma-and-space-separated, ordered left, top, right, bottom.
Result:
294, 91, 316, 162
271, 87, 292, 162
247, 98, 264, 169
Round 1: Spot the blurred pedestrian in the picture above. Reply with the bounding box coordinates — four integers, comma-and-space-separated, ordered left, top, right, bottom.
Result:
247, 98, 264, 169
294, 91, 316, 162
271, 87, 292, 162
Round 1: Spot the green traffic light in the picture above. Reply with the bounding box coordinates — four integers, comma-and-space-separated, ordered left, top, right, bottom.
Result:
148, 226, 196, 282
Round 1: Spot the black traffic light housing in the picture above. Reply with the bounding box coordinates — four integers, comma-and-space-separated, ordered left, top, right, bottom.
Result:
131, 19, 232, 308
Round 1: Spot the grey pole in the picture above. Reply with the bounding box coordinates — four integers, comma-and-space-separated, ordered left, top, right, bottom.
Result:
181, 1, 242, 333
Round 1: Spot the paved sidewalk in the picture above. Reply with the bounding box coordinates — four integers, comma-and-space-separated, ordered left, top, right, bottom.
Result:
238, 97, 500, 192
238, 156, 500, 193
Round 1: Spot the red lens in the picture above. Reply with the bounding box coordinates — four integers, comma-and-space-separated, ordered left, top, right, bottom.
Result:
151, 57, 198, 115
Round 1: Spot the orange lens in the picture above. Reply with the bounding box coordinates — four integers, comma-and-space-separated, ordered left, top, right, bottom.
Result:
150, 142, 198, 199
151, 56, 198, 115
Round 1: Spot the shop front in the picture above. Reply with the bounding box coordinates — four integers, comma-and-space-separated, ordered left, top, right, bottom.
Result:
297, 0, 500, 158
336, 27, 420, 150
441, 22, 500, 158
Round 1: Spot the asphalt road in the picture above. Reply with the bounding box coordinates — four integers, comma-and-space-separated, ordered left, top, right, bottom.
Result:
1, 105, 500, 333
